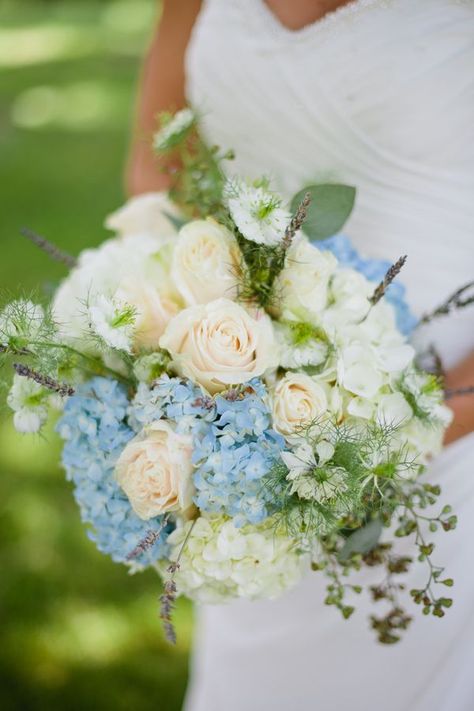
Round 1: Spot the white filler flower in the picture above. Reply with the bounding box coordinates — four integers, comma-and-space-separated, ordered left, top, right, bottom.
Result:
166, 515, 306, 603
224, 178, 291, 246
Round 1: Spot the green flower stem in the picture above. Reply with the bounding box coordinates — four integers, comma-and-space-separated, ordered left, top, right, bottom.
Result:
27, 341, 133, 386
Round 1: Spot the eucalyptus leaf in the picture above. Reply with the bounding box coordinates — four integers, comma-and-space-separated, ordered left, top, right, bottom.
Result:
338, 518, 383, 563
163, 211, 187, 231
291, 184, 356, 241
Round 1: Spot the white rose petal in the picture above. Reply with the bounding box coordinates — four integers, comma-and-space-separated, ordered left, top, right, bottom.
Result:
172, 219, 241, 306
105, 192, 179, 240
116, 278, 179, 350
277, 238, 337, 322
160, 298, 277, 394
272, 372, 328, 437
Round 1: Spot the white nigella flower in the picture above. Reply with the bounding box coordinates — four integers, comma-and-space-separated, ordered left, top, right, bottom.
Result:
275, 321, 329, 369
7, 374, 48, 433
282, 441, 345, 502
88, 294, 136, 353
281, 442, 317, 480
224, 178, 291, 246
153, 108, 195, 151
0, 300, 45, 347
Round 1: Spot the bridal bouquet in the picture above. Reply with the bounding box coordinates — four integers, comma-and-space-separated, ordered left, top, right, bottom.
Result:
0, 109, 459, 644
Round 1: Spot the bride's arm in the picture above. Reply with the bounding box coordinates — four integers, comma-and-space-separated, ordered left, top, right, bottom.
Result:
444, 351, 474, 444
126, 0, 202, 196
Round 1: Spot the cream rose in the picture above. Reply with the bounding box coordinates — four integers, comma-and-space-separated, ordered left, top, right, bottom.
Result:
276, 237, 337, 322
105, 192, 179, 241
116, 278, 180, 350
115, 420, 194, 520
272, 372, 328, 436
172, 219, 241, 305
160, 298, 277, 394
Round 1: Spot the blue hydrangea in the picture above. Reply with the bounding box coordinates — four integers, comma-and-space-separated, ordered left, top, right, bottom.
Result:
128, 376, 285, 528
129, 375, 216, 435
56, 377, 172, 567
192, 380, 286, 528
318, 234, 418, 335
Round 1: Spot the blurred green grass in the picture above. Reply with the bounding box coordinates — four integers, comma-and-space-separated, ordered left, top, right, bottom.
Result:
0, 2, 192, 709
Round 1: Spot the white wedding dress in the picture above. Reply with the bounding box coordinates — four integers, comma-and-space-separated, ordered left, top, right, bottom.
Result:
182, 1, 474, 709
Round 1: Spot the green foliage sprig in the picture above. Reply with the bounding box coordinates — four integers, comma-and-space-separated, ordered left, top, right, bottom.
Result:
263, 419, 455, 643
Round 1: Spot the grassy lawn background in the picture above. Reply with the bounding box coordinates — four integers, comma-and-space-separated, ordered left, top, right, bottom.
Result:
0, 2, 192, 709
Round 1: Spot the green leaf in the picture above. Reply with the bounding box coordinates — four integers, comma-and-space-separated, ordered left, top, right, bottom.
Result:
163, 211, 186, 231
338, 518, 383, 563
291, 184, 356, 241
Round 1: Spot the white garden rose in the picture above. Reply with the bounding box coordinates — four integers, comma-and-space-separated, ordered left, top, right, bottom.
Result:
115, 420, 194, 520
105, 192, 179, 240
160, 298, 277, 394
172, 219, 241, 305
53, 233, 176, 344
116, 278, 180, 350
276, 238, 337, 322
272, 372, 328, 437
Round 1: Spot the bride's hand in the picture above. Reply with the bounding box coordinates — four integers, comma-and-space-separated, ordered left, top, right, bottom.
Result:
444, 351, 474, 444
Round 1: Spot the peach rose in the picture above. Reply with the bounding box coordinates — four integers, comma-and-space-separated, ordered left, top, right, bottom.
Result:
159, 298, 277, 394
272, 372, 328, 436
117, 278, 180, 350
115, 420, 194, 520
172, 219, 241, 305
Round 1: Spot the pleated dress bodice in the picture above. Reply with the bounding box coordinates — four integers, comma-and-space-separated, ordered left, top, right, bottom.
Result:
186, 0, 474, 367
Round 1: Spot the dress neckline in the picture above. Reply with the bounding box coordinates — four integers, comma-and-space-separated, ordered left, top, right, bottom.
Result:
254, 0, 381, 42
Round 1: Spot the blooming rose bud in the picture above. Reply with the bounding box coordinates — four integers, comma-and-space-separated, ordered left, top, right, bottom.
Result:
172, 219, 241, 306
272, 372, 328, 436
160, 298, 277, 394
115, 420, 194, 520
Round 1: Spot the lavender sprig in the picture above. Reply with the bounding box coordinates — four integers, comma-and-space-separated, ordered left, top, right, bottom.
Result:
282, 191, 312, 251
445, 385, 474, 399
419, 281, 474, 325
368, 255, 407, 306
126, 518, 169, 561
21, 227, 77, 269
160, 563, 179, 644
13, 362, 75, 397
159, 519, 197, 644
